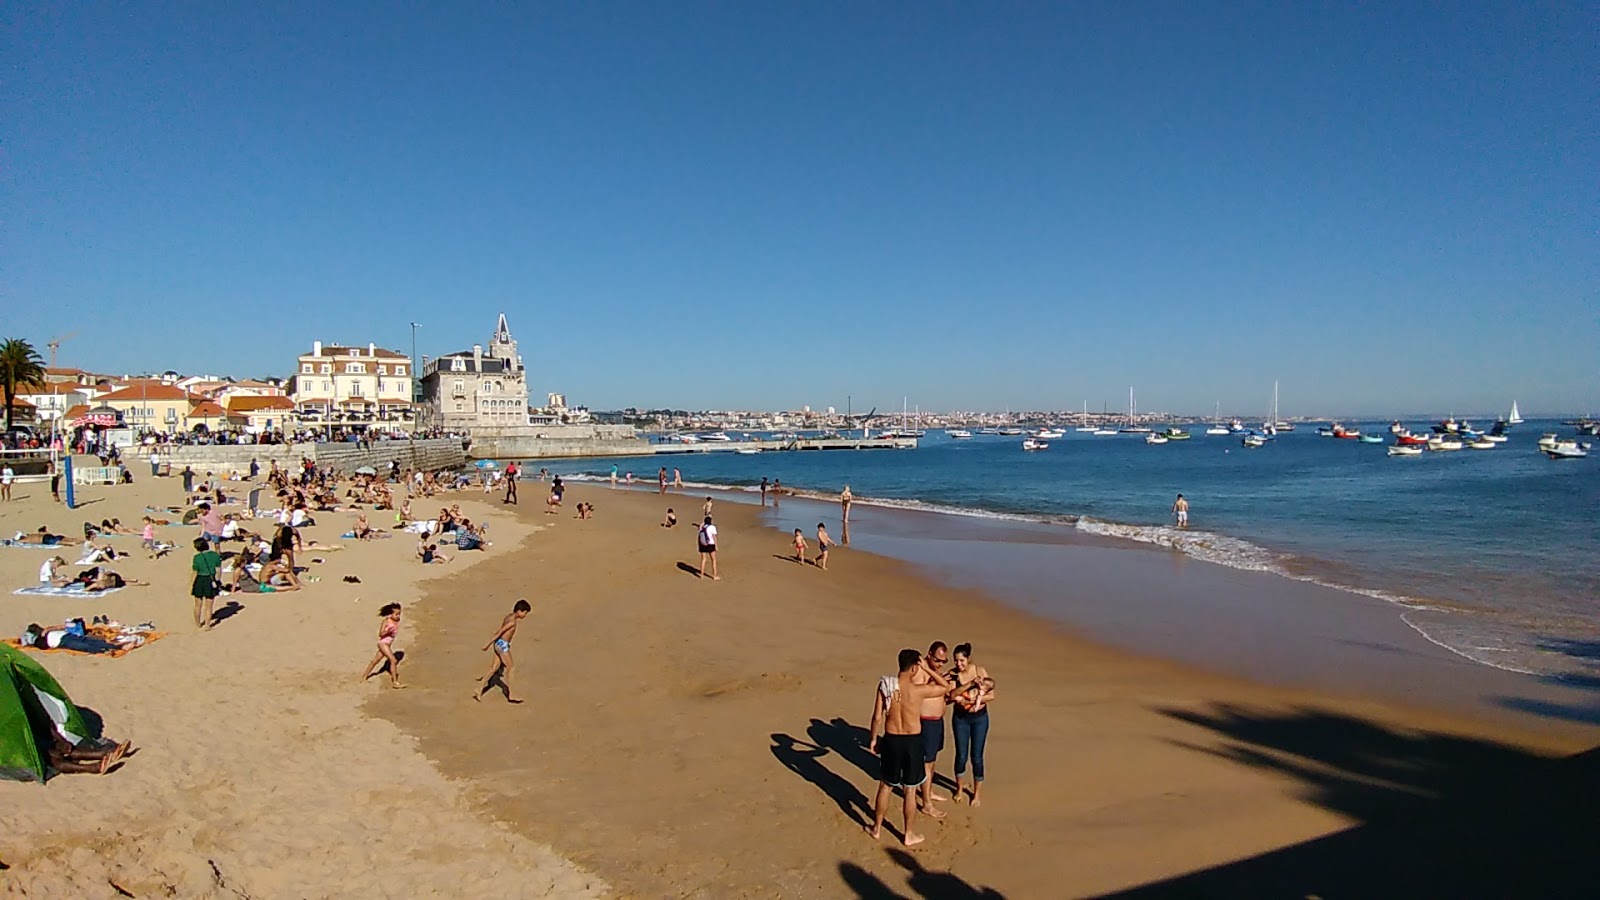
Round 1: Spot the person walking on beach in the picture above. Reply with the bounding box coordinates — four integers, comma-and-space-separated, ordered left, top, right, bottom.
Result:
815, 522, 832, 571
841, 485, 853, 523
673, 467, 682, 487
190, 537, 222, 631
503, 461, 518, 505
149, 449, 160, 478
472, 598, 531, 703
702, 496, 714, 519
1, 463, 13, 502
1171, 494, 1189, 529
792, 528, 808, 563
949, 643, 994, 806
916, 641, 952, 817
760, 477, 770, 506
697, 515, 720, 580
867, 648, 952, 846
658, 466, 668, 495
609, 464, 618, 488
360, 603, 406, 689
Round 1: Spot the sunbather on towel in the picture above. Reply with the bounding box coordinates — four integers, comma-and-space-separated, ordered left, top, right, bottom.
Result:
39, 556, 72, 587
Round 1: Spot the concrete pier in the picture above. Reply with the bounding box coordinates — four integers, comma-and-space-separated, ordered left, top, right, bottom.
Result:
651, 436, 918, 454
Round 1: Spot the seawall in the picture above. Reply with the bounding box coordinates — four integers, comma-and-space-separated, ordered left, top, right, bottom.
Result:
128, 438, 468, 474
466, 425, 651, 460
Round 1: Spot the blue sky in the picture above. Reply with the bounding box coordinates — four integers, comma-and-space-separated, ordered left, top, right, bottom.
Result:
6, 2, 1596, 416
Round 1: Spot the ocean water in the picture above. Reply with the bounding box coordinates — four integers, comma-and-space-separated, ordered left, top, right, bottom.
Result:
536, 421, 1598, 679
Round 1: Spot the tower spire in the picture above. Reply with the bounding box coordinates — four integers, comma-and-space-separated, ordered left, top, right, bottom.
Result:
495, 312, 510, 342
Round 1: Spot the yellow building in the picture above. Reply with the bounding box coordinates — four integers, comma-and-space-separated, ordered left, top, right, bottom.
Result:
96, 382, 201, 433
291, 341, 414, 427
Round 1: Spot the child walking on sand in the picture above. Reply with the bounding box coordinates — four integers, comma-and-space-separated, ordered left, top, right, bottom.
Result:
141, 516, 158, 556
472, 598, 531, 703
792, 528, 808, 563
360, 603, 405, 688
815, 522, 832, 571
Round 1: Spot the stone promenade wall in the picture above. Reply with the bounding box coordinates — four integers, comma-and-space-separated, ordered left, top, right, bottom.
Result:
128, 439, 467, 474
466, 425, 650, 461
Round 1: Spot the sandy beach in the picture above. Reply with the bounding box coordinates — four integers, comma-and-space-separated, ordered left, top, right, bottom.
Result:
370, 482, 1599, 897
4, 465, 1596, 898
0, 464, 602, 898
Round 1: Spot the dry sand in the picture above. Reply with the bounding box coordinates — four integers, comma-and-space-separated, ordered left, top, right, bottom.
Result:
1, 464, 602, 898
371, 483, 1599, 898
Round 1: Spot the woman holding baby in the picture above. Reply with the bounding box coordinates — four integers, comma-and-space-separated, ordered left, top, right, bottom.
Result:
948, 642, 995, 807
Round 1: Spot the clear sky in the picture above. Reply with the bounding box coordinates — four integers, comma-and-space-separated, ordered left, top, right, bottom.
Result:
6, 2, 1596, 417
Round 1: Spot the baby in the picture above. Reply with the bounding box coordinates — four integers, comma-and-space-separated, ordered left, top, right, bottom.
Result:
954, 676, 997, 713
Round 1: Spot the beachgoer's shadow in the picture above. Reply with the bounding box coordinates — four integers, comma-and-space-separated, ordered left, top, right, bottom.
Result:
675, 562, 702, 577
807, 717, 880, 781
771, 554, 812, 566
366, 650, 407, 679
887, 848, 1006, 898
211, 601, 245, 624
770, 732, 870, 827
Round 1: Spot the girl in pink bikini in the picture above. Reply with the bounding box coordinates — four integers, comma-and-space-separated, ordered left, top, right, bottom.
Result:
359, 603, 405, 688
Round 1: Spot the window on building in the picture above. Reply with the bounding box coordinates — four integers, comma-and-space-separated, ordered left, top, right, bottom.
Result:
348, 362, 366, 374
454, 402, 463, 411
301, 364, 313, 374
396, 365, 407, 376
378, 365, 387, 375
451, 359, 465, 372
323, 381, 331, 391
320, 364, 331, 374
350, 382, 363, 397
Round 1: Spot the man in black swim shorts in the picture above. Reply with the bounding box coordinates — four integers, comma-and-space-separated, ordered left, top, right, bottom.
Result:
867, 648, 951, 846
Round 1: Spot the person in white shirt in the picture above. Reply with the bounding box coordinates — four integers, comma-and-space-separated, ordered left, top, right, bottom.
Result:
149, 450, 161, 477
696, 516, 720, 581
1, 464, 14, 501
39, 556, 70, 587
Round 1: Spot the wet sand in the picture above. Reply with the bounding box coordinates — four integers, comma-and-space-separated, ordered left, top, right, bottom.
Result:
373, 483, 1600, 897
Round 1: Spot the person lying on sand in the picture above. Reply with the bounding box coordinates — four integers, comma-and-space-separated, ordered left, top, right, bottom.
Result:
47, 732, 133, 776
472, 599, 530, 703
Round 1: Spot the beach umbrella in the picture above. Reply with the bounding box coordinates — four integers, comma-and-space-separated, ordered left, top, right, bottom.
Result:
354, 465, 377, 476
473, 459, 497, 469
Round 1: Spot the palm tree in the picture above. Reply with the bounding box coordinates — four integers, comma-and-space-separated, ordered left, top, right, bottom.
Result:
0, 338, 46, 431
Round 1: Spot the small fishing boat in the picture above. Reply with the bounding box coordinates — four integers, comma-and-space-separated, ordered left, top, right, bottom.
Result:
1022, 438, 1049, 451
1389, 421, 1406, 434
1163, 427, 1190, 441
946, 429, 972, 439
1145, 433, 1169, 445
998, 427, 1024, 436
735, 448, 762, 455
1032, 428, 1065, 440
1467, 439, 1496, 450
1432, 418, 1461, 434
1359, 433, 1384, 444
1317, 425, 1335, 437
1537, 433, 1559, 450
1228, 419, 1246, 433
1388, 445, 1423, 456
1397, 432, 1430, 446
1332, 424, 1362, 440
1428, 437, 1464, 452
1543, 439, 1589, 459
1242, 434, 1268, 448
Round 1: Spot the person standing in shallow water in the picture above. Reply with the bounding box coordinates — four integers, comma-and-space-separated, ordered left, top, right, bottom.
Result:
1171, 493, 1189, 529
841, 485, 853, 523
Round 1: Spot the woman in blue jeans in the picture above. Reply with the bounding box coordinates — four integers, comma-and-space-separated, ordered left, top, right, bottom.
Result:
949, 643, 995, 806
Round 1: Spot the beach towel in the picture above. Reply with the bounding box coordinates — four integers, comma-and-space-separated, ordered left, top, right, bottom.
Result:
404, 520, 438, 535
13, 584, 124, 598
1, 541, 57, 550
5, 628, 165, 659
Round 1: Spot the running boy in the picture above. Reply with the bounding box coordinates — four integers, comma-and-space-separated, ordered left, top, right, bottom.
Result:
472, 598, 531, 703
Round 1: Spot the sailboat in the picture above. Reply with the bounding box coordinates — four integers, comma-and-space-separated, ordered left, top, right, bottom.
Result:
1205, 402, 1230, 435
1119, 387, 1152, 433
1508, 401, 1523, 426
1271, 381, 1294, 431
1075, 401, 1096, 432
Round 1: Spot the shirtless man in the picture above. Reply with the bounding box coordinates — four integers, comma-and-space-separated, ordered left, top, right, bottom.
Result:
866, 648, 952, 846
472, 598, 531, 703
841, 485, 853, 523
1172, 493, 1189, 529
916, 641, 952, 816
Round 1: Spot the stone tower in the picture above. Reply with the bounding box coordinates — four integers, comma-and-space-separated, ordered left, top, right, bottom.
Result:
490, 312, 519, 372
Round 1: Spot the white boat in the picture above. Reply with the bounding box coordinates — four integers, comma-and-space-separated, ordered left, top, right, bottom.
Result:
1537, 433, 1559, 450
1241, 434, 1268, 448
1387, 445, 1423, 456
1022, 438, 1049, 451
1075, 402, 1097, 432
1205, 425, 1230, 435
1467, 439, 1495, 450
1543, 439, 1588, 459
1145, 433, 1168, 445
998, 427, 1024, 436
946, 429, 973, 439
1228, 419, 1246, 433
1389, 421, 1405, 435
735, 448, 761, 455
1031, 428, 1065, 439
1092, 428, 1119, 436
975, 427, 999, 435
1481, 433, 1508, 443
1508, 401, 1523, 425
1204, 403, 1229, 435
1118, 387, 1152, 433
1428, 437, 1464, 452
700, 432, 732, 442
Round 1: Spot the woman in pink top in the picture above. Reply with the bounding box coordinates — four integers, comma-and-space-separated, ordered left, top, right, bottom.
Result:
359, 603, 405, 689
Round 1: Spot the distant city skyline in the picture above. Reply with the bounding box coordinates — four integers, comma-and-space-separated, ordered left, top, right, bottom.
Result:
7, 5, 1595, 416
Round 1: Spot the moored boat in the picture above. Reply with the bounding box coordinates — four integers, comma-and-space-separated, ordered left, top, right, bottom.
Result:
1397, 432, 1430, 446
1021, 438, 1049, 451
1468, 439, 1495, 450
1543, 439, 1589, 459
1428, 436, 1464, 452
946, 429, 973, 439
1145, 433, 1169, 445
1389, 421, 1405, 434
1163, 427, 1190, 441
1092, 428, 1119, 436
1205, 425, 1230, 435
1387, 445, 1423, 456
1359, 433, 1384, 444
1242, 434, 1268, 448
1537, 433, 1559, 450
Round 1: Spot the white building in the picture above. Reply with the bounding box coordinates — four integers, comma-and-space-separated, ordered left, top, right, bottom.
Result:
418, 314, 529, 431
290, 341, 414, 427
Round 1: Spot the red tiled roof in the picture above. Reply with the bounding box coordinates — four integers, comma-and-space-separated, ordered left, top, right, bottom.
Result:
227, 396, 295, 412
301, 345, 408, 359
21, 383, 88, 396
62, 404, 91, 419
8, 396, 36, 408
187, 401, 227, 417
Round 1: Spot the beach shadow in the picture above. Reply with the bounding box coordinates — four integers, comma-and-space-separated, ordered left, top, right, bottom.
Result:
806, 717, 881, 781
1495, 638, 1600, 725
772, 554, 811, 565
211, 601, 245, 624
675, 562, 703, 577
839, 850, 1007, 899
770, 732, 870, 826
1093, 703, 1600, 898
367, 650, 408, 679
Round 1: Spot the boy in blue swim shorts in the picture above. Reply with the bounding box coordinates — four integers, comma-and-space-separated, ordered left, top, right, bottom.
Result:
472, 598, 531, 703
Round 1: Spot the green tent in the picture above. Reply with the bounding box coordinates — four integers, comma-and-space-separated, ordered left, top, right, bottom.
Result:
0, 643, 92, 782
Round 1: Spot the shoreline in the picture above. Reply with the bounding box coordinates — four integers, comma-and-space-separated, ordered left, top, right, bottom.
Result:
373, 481, 1598, 897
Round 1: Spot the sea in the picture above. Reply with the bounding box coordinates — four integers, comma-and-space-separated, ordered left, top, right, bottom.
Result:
534, 421, 1598, 682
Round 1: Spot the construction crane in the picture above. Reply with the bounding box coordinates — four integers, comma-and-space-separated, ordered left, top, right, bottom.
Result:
46, 331, 77, 368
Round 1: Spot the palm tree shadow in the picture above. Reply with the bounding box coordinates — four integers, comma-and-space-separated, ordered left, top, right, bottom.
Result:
1093, 703, 1600, 898
1495, 637, 1600, 725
